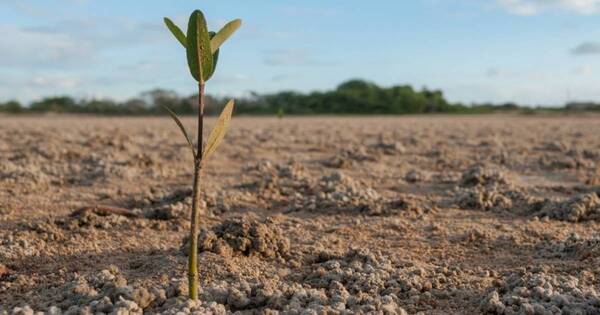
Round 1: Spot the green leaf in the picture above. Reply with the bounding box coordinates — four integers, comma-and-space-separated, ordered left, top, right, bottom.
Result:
203, 99, 234, 160
162, 105, 196, 159
163, 17, 187, 47
186, 10, 213, 82
210, 19, 241, 54
209, 48, 219, 79
206, 32, 219, 80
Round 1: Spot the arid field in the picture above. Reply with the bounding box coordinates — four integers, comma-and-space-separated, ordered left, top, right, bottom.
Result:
1, 114, 599, 314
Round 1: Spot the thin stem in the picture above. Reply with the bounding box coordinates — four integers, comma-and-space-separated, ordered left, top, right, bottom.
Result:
197, 83, 205, 158
188, 82, 205, 300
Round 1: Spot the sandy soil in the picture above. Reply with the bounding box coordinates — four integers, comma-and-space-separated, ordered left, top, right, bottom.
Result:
0, 114, 599, 315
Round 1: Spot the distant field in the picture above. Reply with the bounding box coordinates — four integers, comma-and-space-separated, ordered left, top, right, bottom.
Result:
1, 115, 599, 314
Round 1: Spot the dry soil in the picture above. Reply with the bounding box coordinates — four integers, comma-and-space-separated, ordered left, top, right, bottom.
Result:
1, 114, 599, 315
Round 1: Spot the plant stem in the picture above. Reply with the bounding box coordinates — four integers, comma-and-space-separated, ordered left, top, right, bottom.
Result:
188, 82, 205, 300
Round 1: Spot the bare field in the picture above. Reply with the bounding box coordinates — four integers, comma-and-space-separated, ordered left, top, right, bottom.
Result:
1, 115, 599, 314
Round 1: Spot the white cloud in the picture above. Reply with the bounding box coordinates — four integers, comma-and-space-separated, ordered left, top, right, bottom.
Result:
571, 42, 600, 55
573, 65, 593, 75
0, 25, 94, 68
0, 15, 167, 71
30, 75, 81, 88
0, 73, 84, 102
497, 0, 600, 15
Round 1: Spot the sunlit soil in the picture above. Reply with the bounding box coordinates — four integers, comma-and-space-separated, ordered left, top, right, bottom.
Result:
1, 114, 599, 314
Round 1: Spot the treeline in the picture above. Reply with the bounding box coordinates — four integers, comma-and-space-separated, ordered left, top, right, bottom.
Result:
237, 80, 463, 114
1, 79, 598, 115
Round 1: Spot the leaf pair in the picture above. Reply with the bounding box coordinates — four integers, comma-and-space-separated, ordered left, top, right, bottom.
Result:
164, 12, 241, 82
163, 100, 235, 162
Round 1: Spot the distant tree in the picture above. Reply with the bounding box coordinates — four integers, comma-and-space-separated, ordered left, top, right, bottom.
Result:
30, 96, 77, 113
0, 100, 23, 113
141, 89, 180, 114
336, 79, 377, 92
422, 89, 448, 112
566, 102, 600, 111
81, 99, 119, 115
497, 102, 519, 110
183, 94, 224, 115
122, 98, 149, 114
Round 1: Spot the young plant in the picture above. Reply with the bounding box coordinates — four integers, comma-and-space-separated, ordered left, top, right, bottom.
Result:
163, 10, 241, 300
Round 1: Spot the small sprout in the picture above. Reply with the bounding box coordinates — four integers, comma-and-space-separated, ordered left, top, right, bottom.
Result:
162, 9, 241, 300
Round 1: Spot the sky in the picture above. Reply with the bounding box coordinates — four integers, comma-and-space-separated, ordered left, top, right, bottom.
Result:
1, 0, 600, 106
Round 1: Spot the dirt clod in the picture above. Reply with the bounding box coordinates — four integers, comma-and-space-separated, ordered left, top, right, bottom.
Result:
460, 164, 511, 188
480, 270, 600, 314
187, 216, 290, 259
536, 193, 600, 222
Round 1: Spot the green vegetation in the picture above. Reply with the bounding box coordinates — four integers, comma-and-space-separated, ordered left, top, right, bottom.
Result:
0, 100, 24, 113
163, 9, 240, 300
2, 80, 599, 115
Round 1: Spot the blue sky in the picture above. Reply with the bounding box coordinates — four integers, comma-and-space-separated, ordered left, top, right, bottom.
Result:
1, 0, 600, 106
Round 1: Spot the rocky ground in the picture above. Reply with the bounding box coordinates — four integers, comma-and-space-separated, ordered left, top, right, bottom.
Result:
0, 114, 599, 314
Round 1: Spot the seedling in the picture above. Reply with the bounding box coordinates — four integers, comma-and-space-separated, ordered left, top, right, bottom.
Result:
163, 10, 241, 300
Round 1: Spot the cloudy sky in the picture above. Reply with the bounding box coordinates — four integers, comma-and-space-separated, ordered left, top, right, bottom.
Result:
1, 0, 600, 106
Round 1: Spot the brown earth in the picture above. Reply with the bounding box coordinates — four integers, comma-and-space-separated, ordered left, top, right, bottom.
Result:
0, 114, 599, 314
